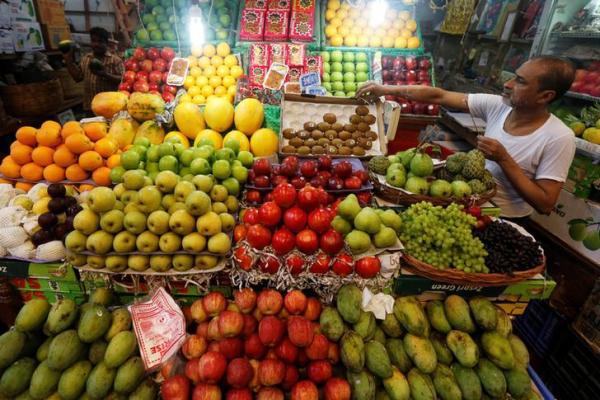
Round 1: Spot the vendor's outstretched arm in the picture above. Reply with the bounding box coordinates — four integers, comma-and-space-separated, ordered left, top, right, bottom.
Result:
477, 136, 562, 214
356, 83, 469, 111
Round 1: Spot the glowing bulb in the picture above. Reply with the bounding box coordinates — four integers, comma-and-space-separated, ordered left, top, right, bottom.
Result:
368, 0, 388, 27
189, 5, 205, 47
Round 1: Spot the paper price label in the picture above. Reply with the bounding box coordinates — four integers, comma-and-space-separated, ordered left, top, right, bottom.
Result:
299, 72, 321, 89
379, 252, 402, 278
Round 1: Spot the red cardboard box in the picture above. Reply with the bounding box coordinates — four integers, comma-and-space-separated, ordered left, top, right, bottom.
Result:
268, 0, 291, 10
249, 43, 269, 66
292, 0, 316, 12
289, 11, 314, 41
264, 10, 289, 41
245, 0, 268, 10
305, 55, 322, 75
269, 43, 288, 65
286, 67, 303, 82
240, 9, 265, 41
287, 43, 305, 66
249, 65, 268, 86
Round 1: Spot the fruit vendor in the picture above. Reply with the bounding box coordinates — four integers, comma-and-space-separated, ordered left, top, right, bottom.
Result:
63, 27, 124, 112
358, 56, 576, 218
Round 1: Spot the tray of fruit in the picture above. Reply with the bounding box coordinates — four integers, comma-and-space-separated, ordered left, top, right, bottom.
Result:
74, 256, 228, 276
399, 202, 545, 286
246, 156, 372, 193
368, 148, 497, 206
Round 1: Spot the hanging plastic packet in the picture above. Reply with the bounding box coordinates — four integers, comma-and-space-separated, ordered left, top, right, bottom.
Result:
166, 57, 189, 86
263, 62, 289, 90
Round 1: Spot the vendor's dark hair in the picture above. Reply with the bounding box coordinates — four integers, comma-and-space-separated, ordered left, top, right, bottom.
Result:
530, 56, 575, 99
90, 27, 110, 43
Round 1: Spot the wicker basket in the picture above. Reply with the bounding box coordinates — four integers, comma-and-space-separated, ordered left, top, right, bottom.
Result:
370, 172, 497, 206
402, 254, 546, 286
53, 69, 83, 99
0, 79, 64, 117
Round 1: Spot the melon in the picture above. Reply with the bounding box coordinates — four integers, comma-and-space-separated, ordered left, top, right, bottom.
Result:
223, 130, 250, 152
204, 96, 234, 132
174, 102, 205, 140
108, 117, 138, 149
234, 98, 264, 135
127, 92, 166, 122
135, 121, 165, 145
194, 129, 223, 149
91, 92, 128, 119
250, 128, 278, 157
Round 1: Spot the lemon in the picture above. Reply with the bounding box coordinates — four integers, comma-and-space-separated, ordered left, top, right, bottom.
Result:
192, 95, 206, 105
370, 37, 382, 47
187, 55, 198, 68
198, 56, 211, 68
187, 86, 201, 97
325, 25, 337, 38
394, 20, 406, 30
394, 37, 407, 48
325, 9, 336, 21
179, 93, 192, 103
338, 26, 351, 37
226, 93, 235, 104
399, 10, 410, 21
183, 76, 195, 89
336, 10, 347, 20
196, 75, 209, 87
382, 37, 395, 48
217, 65, 230, 77
328, 0, 340, 11
33, 197, 51, 215
583, 127, 600, 144
216, 42, 231, 57
331, 35, 344, 46
203, 44, 216, 57
356, 19, 367, 28
214, 86, 227, 96
375, 28, 386, 37
230, 65, 243, 79
209, 76, 222, 88
211, 55, 223, 67
406, 19, 417, 32
250, 128, 278, 157
349, 8, 360, 18
227, 85, 237, 97
387, 10, 398, 21
357, 36, 369, 47
223, 55, 238, 67
340, 2, 350, 10
407, 37, 421, 49
201, 85, 214, 97
344, 35, 357, 47
164, 131, 190, 148
223, 130, 250, 151
330, 17, 342, 27
194, 129, 223, 148
203, 66, 216, 77
189, 66, 202, 77
401, 29, 412, 39
191, 43, 203, 57
222, 75, 236, 88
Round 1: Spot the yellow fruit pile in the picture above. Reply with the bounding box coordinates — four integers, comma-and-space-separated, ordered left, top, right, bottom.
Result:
324, 0, 420, 49
0, 121, 121, 189
181, 42, 243, 105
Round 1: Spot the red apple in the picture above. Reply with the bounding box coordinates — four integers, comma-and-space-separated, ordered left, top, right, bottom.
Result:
140, 59, 153, 72
133, 80, 149, 93
291, 381, 319, 400
258, 358, 286, 386
226, 388, 253, 400
132, 46, 146, 61
324, 377, 351, 400
192, 383, 221, 400
258, 315, 285, 347
307, 360, 332, 384
202, 292, 227, 317
287, 316, 314, 347
118, 82, 132, 92
182, 335, 207, 360
355, 256, 381, 278
218, 337, 243, 360
234, 288, 257, 314
162, 375, 190, 400
226, 357, 254, 388
244, 333, 267, 359
197, 351, 227, 384
146, 47, 160, 60
218, 310, 244, 338
275, 336, 299, 363
332, 252, 353, 276
257, 289, 283, 315
161, 47, 176, 61
303, 298, 322, 321
284, 290, 308, 315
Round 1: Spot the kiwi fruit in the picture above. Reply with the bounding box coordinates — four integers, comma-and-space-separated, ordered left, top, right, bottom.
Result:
339, 146, 352, 155
289, 137, 304, 147
331, 123, 344, 132
350, 115, 362, 125
297, 146, 311, 155
352, 132, 363, 140
325, 130, 338, 140
317, 122, 331, 131
318, 138, 330, 146
338, 130, 352, 140
363, 114, 376, 125
304, 122, 317, 131
282, 128, 295, 139
344, 124, 356, 132
297, 130, 311, 139
326, 145, 339, 154
312, 145, 325, 154
356, 105, 369, 116
332, 138, 343, 148
282, 145, 297, 153
368, 131, 378, 140
344, 139, 356, 148
357, 137, 372, 148
357, 122, 370, 132
305, 138, 317, 147
311, 129, 324, 139
323, 113, 337, 124
352, 146, 366, 156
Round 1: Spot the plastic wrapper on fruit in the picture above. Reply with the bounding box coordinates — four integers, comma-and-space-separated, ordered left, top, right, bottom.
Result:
361, 286, 394, 319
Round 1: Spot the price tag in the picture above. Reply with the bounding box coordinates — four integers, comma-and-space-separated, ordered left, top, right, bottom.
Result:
304, 85, 327, 96
299, 72, 321, 90
129, 287, 186, 371
379, 252, 402, 278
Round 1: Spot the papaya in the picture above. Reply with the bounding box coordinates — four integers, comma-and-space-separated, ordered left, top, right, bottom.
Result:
380, 312, 404, 338
0, 357, 37, 397
476, 359, 507, 398
495, 307, 513, 337
114, 356, 144, 394
426, 300, 452, 334
104, 331, 137, 368
174, 102, 206, 139
451, 363, 482, 400
340, 331, 365, 372
21, 333, 43, 357
29, 360, 61, 399
385, 338, 412, 374
337, 284, 362, 324
47, 329, 86, 371
134, 120, 165, 145
365, 340, 393, 378
319, 307, 345, 342
481, 331, 515, 370
430, 332, 453, 365
57, 360, 93, 400
444, 295, 475, 333
204, 96, 234, 132
78, 304, 112, 343
393, 296, 430, 337
407, 368, 436, 400
354, 310, 377, 340
105, 308, 132, 341
89, 288, 114, 307
86, 361, 117, 400
15, 391, 35, 400
106, 392, 127, 400
89, 340, 108, 365
46, 299, 78, 335
382, 367, 410, 400
373, 327, 387, 344
509, 334, 530, 368
504, 368, 532, 398
432, 364, 462, 400
36, 336, 52, 362
469, 297, 498, 331
376, 389, 392, 400
347, 369, 376, 400
15, 298, 50, 333
127, 92, 166, 122
0, 330, 27, 368
91, 92, 128, 119
234, 98, 264, 135
446, 330, 479, 368
107, 117, 138, 150
128, 378, 157, 400
403, 334, 437, 374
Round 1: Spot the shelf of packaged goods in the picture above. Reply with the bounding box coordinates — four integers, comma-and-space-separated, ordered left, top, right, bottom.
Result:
565, 91, 600, 102
551, 31, 600, 39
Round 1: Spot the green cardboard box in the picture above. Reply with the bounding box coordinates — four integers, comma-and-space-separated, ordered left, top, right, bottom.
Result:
16, 288, 86, 304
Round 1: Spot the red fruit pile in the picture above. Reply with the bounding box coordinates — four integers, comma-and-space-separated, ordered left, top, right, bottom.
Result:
163, 288, 351, 400
120, 46, 177, 102
381, 55, 439, 116
570, 63, 600, 97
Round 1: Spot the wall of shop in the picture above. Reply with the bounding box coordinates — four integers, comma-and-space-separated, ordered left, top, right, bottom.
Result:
64, 0, 116, 33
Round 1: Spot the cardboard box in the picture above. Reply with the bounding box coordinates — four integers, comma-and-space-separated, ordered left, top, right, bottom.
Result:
34, 0, 65, 25
0, 29, 14, 53
12, 20, 44, 51
9, 0, 37, 21
573, 277, 600, 353
16, 289, 86, 304
41, 23, 71, 49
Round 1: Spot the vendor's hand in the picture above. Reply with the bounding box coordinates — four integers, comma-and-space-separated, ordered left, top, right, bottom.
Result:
476, 136, 509, 163
356, 82, 387, 101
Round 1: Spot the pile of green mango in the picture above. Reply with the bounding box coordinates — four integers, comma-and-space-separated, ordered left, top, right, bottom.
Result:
321, 285, 539, 400
0, 289, 156, 400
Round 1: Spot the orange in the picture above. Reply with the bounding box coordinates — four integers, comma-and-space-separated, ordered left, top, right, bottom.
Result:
79, 184, 94, 192
65, 164, 89, 181
10, 143, 33, 165
43, 164, 65, 182
36, 125, 62, 147
20, 163, 44, 181
407, 37, 420, 49
53, 145, 77, 167
78, 151, 103, 171
15, 126, 37, 146
65, 133, 94, 154
15, 182, 33, 192
31, 146, 55, 167
106, 154, 120, 168
60, 121, 84, 139
92, 166, 112, 186
94, 137, 118, 158
41, 120, 61, 132
83, 121, 108, 141
0, 178, 10, 184
0, 156, 21, 178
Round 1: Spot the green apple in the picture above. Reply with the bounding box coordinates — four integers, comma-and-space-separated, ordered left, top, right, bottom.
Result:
331, 72, 343, 82
344, 82, 357, 92
123, 170, 146, 190
88, 187, 116, 213
161, 194, 176, 210
219, 213, 235, 232
142, 14, 155, 24
334, 91, 346, 97
86, 231, 113, 255
168, 202, 186, 214
173, 143, 185, 157
237, 151, 254, 168
147, 210, 170, 235
137, 186, 162, 214
173, 254, 194, 271
73, 209, 99, 235
222, 177, 240, 196
320, 51, 330, 62
121, 151, 141, 170
195, 145, 215, 161
159, 155, 178, 172
322, 72, 331, 82
182, 232, 206, 252
190, 158, 211, 175
123, 211, 147, 235
66, 252, 86, 267
113, 231, 136, 252
113, 200, 124, 211
207, 232, 231, 255
332, 62, 343, 73
212, 160, 231, 180
331, 50, 343, 62
180, 170, 192, 179
212, 202, 228, 214
355, 62, 368, 73
159, 232, 181, 252
110, 166, 126, 184
100, 210, 124, 234
332, 81, 344, 91
343, 62, 355, 73
356, 71, 368, 82
155, 171, 179, 193
105, 255, 128, 272
129, 145, 147, 161
196, 211, 222, 236
216, 148, 236, 162
146, 146, 160, 162
185, 190, 211, 216
65, 230, 87, 253
169, 209, 195, 235
113, 183, 126, 199
146, 162, 159, 174
87, 255, 105, 269
123, 203, 140, 214
343, 72, 355, 82
210, 184, 228, 202
128, 255, 149, 272
136, 29, 150, 41
136, 231, 159, 252
121, 190, 138, 204
225, 196, 239, 213
323, 82, 332, 91
195, 255, 218, 269
143, 176, 153, 187
343, 52, 355, 62
193, 175, 215, 193
355, 52, 368, 62
179, 149, 195, 166
134, 137, 151, 148
158, 143, 175, 157
347, 91, 356, 97
150, 255, 171, 272
174, 181, 195, 203
323, 62, 331, 73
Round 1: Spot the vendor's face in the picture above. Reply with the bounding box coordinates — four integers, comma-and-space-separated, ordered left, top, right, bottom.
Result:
90, 35, 107, 56
503, 60, 555, 108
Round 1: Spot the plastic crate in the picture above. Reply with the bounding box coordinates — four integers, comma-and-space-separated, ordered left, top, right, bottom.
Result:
513, 300, 567, 359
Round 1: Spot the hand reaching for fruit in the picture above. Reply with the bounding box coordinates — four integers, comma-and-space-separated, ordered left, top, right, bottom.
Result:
356, 82, 386, 102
